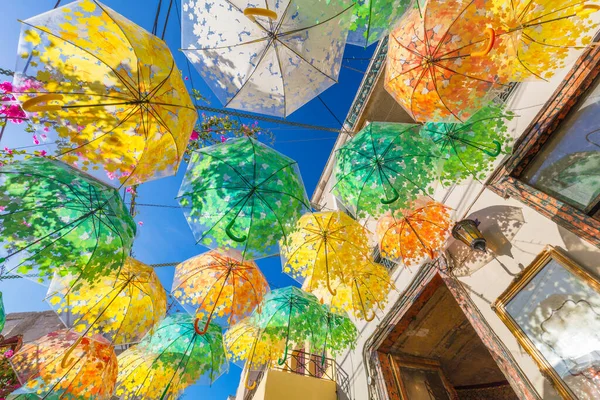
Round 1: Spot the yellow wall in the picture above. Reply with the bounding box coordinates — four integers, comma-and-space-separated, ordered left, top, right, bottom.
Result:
253, 369, 337, 400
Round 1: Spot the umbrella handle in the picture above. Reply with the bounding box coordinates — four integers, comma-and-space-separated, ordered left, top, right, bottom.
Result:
326, 274, 337, 296
277, 343, 289, 365
364, 310, 376, 322
245, 371, 257, 390
244, 7, 278, 22
483, 140, 502, 157
380, 187, 400, 205
22, 94, 64, 112
194, 317, 212, 335
470, 28, 495, 57
577, 4, 600, 16
226, 218, 247, 243
60, 335, 83, 369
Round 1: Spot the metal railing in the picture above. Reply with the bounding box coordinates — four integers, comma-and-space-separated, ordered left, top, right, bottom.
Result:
271, 351, 337, 382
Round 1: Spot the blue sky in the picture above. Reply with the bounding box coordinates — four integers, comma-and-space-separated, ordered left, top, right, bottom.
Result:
0, 1, 373, 398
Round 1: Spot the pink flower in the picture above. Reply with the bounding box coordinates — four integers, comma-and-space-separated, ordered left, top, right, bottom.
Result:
43, 126, 50, 133
220, 135, 227, 143
125, 187, 136, 194
33, 135, 40, 145
138, 221, 144, 226
3, 349, 14, 358
22, 219, 31, 228
106, 171, 116, 181
190, 130, 199, 140
0, 81, 13, 93
4, 147, 12, 155
184, 76, 189, 80
39, 150, 47, 157
0, 206, 6, 212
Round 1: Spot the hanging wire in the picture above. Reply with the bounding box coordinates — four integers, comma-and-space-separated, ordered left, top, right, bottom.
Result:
161, 0, 174, 40
152, 0, 164, 36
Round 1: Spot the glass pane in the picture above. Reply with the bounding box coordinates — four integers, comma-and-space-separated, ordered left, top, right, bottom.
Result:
522, 81, 600, 212
399, 367, 451, 400
506, 259, 600, 399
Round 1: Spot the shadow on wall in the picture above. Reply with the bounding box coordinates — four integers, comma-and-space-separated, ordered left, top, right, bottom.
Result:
447, 206, 525, 277
558, 226, 600, 278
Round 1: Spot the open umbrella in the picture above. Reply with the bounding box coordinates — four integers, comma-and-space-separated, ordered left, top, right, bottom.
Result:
333, 122, 438, 219
420, 102, 514, 186
181, 0, 354, 117
8, 330, 117, 399
376, 200, 452, 267
320, 306, 357, 361
0, 158, 136, 287
280, 211, 375, 295
12, 0, 197, 187
46, 257, 167, 346
384, 0, 506, 122
177, 137, 310, 260
347, 0, 412, 47
491, 0, 600, 81
308, 260, 392, 321
171, 250, 269, 334
128, 314, 228, 388
253, 287, 327, 366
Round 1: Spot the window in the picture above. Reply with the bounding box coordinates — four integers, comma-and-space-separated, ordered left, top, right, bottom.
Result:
372, 246, 398, 271
521, 79, 600, 216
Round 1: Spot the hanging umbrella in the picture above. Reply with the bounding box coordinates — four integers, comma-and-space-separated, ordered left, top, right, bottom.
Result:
332, 122, 439, 219
376, 200, 452, 267
46, 257, 167, 346
181, 0, 354, 117
0, 158, 136, 287
122, 313, 228, 390
320, 306, 357, 362
491, 0, 600, 81
252, 287, 327, 366
384, 0, 507, 122
307, 260, 392, 321
420, 102, 514, 186
12, 0, 197, 188
347, 0, 412, 47
171, 250, 269, 334
280, 211, 375, 295
8, 330, 117, 399
177, 137, 310, 260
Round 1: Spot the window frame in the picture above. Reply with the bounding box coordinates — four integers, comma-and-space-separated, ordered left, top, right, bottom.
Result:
488, 41, 600, 247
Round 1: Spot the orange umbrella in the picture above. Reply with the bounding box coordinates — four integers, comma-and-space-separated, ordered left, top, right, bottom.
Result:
377, 201, 452, 267
9, 330, 117, 399
384, 0, 506, 123
171, 250, 269, 334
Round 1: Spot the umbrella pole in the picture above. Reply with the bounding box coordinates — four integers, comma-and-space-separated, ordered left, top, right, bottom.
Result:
194, 269, 231, 334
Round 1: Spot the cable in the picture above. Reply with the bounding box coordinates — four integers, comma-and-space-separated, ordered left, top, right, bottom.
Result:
152, 0, 163, 35
161, 0, 174, 40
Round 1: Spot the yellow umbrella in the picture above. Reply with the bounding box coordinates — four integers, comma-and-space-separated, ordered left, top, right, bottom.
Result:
280, 211, 374, 295
46, 257, 167, 346
306, 260, 393, 322
13, 0, 197, 187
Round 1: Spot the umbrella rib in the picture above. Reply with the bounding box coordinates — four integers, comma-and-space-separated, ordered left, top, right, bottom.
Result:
17, 22, 138, 98
277, 4, 355, 40
181, 36, 271, 51
254, 161, 296, 188
9, 90, 133, 102
429, 67, 462, 122
144, 102, 184, 163
256, 187, 310, 208
195, 151, 253, 188
275, 39, 337, 83
430, 0, 478, 58
273, 42, 288, 116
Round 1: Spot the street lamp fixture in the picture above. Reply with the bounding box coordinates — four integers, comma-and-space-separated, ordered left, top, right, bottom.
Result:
452, 219, 486, 252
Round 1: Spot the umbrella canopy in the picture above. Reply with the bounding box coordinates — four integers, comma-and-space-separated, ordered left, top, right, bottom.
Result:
8, 330, 117, 399
12, 0, 197, 187
0, 158, 136, 287
181, 0, 354, 117
321, 307, 357, 360
420, 103, 514, 186
171, 250, 269, 334
492, 0, 600, 81
308, 260, 392, 321
333, 122, 438, 219
347, 0, 412, 47
0, 292, 5, 334
384, 0, 506, 122
177, 137, 310, 260
131, 314, 228, 387
253, 287, 327, 365
280, 211, 374, 295
376, 201, 452, 267
46, 257, 167, 346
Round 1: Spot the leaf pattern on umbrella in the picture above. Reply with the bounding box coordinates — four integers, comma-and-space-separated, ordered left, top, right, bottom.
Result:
377, 200, 452, 267
172, 250, 269, 333
0, 292, 5, 334
420, 102, 514, 185
0, 158, 136, 288
384, 0, 505, 122
280, 211, 375, 295
9, 330, 117, 399
333, 122, 439, 219
13, 0, 197, 187
321, 306, 357, 358
46, 257, 167, 346
348, 0, 412, 47
178, 137, 310, 260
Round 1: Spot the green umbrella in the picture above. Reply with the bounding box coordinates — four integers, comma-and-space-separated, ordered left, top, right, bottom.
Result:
333, 123, 439, 219
348, 0, 413, 47
177, 137, 310, 260
116, 313, 228, 399
253, 287, 327, 365
0, 158, 136, 288
420, 103, 514, 186
320, 306, 357, 363
0, 292, 5, 334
